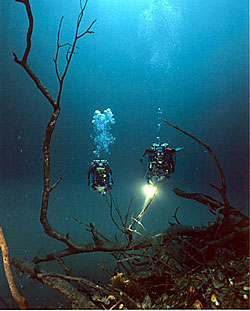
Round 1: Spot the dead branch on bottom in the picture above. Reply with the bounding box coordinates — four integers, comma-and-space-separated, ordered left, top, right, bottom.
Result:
11, 257, 96, 309
32, 224, 207, 264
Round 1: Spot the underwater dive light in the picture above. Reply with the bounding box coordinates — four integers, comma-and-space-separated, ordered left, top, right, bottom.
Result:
143, 184, 157, 198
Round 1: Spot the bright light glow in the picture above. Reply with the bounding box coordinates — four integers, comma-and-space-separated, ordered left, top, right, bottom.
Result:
143, 184, 157, 198
132, 184, 157, 231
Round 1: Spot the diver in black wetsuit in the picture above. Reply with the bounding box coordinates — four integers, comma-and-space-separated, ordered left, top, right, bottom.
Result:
140, 143, 183, 184
88, 159, 113, 195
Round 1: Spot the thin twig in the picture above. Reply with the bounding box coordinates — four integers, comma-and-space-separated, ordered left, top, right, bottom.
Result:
172, 207, 181, 224
54, 16, 64, 81
130, 217, 147, 233
106, 191, 126, 235
72, 217, 111, 242
114, 198, 126, 230
124, 196, 136, 227
54, 255, 72, 276
49, 176, 62, 192
77, 19, 96, 39
89, 223, 103, 245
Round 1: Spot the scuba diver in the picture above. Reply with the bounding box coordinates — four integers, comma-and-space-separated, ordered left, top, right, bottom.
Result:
88, 159, 113, 195
140, 143, 183, 185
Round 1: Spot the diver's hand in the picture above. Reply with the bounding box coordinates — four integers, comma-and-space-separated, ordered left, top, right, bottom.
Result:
140, 158, 143, 162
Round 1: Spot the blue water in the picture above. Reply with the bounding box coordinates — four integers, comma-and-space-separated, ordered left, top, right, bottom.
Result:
0, 0, 249, 308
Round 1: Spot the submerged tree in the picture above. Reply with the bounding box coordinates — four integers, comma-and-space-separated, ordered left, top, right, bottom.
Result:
1, 0, 249, 309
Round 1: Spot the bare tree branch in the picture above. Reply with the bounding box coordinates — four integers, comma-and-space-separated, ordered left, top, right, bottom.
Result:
49, 176, 63, 193
15, 0, 33, 63
14, 0, 95, 248
12, 57, 57, 107
55, 2, 96, 106
172, 207, 181, 225
11, 1, 249, 309
163, 120, 231, 214
37, 272, 113, 297
77, 19, 96, 39
0, 227, 29, 309
11, 257, 96, 309
33, 224, 207, 264
54, 16, 64, 82
13, 0, 56, 107
105, 191, 127, 235
173, 188, 249, 221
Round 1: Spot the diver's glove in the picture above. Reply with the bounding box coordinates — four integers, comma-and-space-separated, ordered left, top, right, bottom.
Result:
140, 158, 143, 162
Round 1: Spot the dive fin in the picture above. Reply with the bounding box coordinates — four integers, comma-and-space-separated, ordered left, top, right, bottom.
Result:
175, 147, 184, 152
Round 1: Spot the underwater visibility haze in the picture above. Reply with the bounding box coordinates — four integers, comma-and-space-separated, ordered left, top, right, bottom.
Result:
0, 0, 249, 309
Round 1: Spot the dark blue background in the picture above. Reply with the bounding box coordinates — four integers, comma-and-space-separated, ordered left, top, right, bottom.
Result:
0, 0, 248, 308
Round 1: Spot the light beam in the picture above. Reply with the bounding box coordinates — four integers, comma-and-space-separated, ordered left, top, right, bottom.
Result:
143, 184, 157, 199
